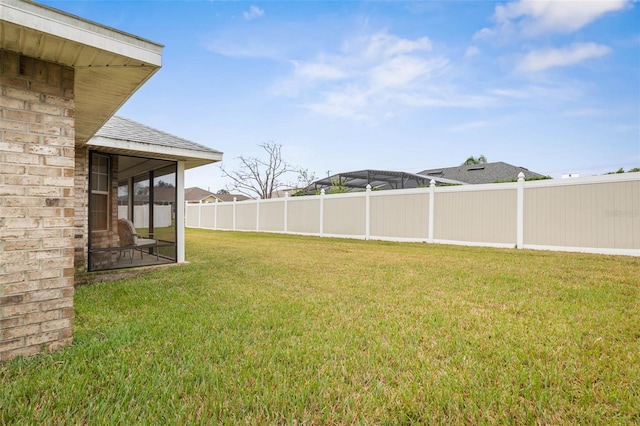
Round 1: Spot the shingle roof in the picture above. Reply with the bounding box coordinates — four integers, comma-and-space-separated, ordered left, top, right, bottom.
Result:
185, 187, 216, 202
95, 116, 221, 155
185, 187, 251, 202
214, 193, 251, 202
418, 162, 547, 184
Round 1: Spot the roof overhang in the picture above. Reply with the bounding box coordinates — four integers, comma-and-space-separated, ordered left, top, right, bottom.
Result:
87, 136, 223, 170
0, 0, 163, 144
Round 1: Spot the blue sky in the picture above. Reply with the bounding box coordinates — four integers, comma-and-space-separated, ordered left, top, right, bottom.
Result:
44, 0, 640, 191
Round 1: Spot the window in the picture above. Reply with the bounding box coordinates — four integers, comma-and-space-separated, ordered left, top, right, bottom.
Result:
90, 153, 110, 231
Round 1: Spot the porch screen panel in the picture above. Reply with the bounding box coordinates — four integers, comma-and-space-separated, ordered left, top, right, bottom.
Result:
153, 169, 177, 259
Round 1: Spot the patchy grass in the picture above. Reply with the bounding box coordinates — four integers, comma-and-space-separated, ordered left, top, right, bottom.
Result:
2, 230, 639, 424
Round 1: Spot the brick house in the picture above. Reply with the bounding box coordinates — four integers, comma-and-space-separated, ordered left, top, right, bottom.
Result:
1, 0, 222, 361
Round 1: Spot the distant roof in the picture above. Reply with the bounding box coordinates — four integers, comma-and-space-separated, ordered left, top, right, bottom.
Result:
185, 187, 217, 202
419, 162, 547, 184
308, 169, 464, 193
214, 193, 251, 202
88, 116, 223, 169
185, 187, 251, 202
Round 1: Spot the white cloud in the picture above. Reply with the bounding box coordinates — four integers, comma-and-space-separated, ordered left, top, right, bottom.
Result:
243, 5, 264, 20
448, 120, 494, 132
270, 30, 485, 120
516, 42, 612, 72
293, 61, 347, 81
563, 108, 606, 117
360, 32, 432, 58
464, 46, 480, 59
476, 0, 633, 39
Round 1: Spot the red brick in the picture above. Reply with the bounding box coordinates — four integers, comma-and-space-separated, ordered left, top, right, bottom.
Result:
27, 186, 61, 197
5, 174, 43, 186
0, 272, 25, 285
43, 136, 74, 147
0, 207, 26, 218
4, 240, 40, 251
4, 260, 40, 273
44, 155, 75, 167
4, 87, 41, 103
25, 289, 62, 302
0, 164, 26, 174
1, 251, 27, 264
26, 228, 63, 239
28, 102, 62, 115
0, 338, 25, 353
0, 186, 25, 196
2, 280, 38, 295
0, 294, 24, 305
5, 110, 41, 123
40, 297, 73, 312
26, 331, 60, 346
43, 176, 74, 187
26, 309, 60, 324
1, 345, 42, 361
0, 118, 27, 132
41, 318, 72, 332
2, 324, 40, 339
0, 317, 22, 329
3, 217, 40, 227
28, 269, 61, 281
0, 96, 26, 109
5, 197, 41, 207
0, 140, 26, 152
2, 301, 40, 318
27, 249, 62, 260
28, 145, 60, 156
28, 123, 61, 135
4, 152, 40, 164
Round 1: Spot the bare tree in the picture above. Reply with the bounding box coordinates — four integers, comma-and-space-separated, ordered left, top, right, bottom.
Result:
220, 142, 296, 199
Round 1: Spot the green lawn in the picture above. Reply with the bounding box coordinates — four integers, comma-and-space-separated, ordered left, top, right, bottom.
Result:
2, 230, 639, 424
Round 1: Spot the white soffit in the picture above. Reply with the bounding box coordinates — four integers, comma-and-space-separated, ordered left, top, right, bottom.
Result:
87, 136, 223, 170
0, 0, 163, 143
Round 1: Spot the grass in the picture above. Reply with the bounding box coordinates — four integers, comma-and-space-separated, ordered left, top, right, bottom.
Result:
2, 229, 639, 424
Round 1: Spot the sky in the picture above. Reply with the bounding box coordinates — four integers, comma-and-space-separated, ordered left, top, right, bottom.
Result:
42, 0, 640, 192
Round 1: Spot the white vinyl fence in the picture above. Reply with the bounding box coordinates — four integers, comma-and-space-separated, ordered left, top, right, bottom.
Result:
118, 205, 172, 228
186, 173, 640, 256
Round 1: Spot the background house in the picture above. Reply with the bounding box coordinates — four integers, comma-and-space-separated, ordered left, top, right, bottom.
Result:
419, 162, 548, 184
185, 187, 251, 203
306, 169, 463, 194
305, 163, 547, 194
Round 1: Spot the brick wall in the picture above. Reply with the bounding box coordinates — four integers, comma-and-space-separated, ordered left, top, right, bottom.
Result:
0, 51, 76, 361
74, 147, 88, 268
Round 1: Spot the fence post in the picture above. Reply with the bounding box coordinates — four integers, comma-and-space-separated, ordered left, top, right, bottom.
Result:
365, 184, 371, 240
428, 179, 435, 243
256, 198, 260, 232
320, 189, 325, 237
233, 197, 237, 231
284, 192, 289, 233
517, 172, 525, 249
214, 198, 218, 230
198, 200, 202, 229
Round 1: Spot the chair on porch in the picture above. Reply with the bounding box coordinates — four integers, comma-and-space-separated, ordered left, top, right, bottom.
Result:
117, 218, 159, 263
